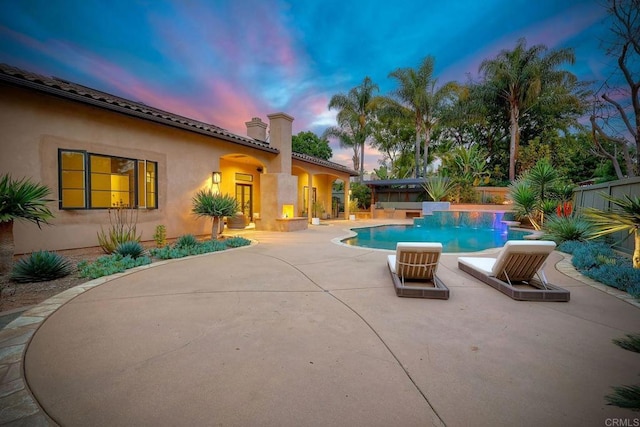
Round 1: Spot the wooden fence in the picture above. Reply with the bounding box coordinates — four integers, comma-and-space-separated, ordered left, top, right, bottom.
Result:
573, 177, 640, 254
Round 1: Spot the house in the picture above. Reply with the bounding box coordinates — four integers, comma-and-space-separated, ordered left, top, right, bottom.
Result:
0, 64, 357, 254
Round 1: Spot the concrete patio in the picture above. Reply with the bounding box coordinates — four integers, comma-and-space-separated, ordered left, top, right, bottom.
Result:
1, 220, 639, 426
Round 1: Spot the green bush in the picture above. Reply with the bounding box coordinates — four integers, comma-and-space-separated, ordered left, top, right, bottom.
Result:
149, 235, 250, 260
224, 236, 251, 248
78, 254, 151, 279
557, 240, 583, 254
114, 241, 146, 259
542, 215, 593, 244
569, 241, 640, 298
175, 234, 199, 248
11, 251, 72, 283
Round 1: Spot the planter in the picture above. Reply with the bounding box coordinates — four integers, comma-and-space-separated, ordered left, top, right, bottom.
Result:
311, 217, 320, 225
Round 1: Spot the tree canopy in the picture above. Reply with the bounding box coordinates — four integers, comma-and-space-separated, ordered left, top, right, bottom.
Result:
292, 131, 333, 160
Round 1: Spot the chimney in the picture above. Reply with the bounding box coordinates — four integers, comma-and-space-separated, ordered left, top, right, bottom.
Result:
246, 117, 268, 141
267, 112, 294, 174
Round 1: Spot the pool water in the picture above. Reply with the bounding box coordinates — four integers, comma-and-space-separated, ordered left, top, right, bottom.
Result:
342, 211, 531, 252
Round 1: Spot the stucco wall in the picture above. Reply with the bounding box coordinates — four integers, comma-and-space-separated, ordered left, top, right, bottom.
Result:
1, 83, 277, 253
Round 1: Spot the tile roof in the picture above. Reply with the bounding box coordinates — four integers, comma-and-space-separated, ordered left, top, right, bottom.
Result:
0, 64, 357, 176
292, 152, 357, 175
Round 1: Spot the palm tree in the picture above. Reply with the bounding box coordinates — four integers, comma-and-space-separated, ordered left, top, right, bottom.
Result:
325, 76, 379, 181
192, 190, 239, 241
583, 194, 640, 268
323, 114, 361, 173
388, 55, 457, 178
0, 174, 54, 274
479, 38, 576, 181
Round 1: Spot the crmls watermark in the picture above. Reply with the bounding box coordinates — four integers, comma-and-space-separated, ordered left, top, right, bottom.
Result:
605, 418, 640, 427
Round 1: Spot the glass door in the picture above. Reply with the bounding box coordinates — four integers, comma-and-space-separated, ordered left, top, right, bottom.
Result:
235, 183, 252, 220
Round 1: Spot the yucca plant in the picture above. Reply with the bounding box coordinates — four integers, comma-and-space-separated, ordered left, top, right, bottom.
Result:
114, 241, 146, 259
10, 250, 72, 283
192, 190, 239, 240
508, 177, 540, 230
542, 214, 594, 244
0, 174, 54, 274
583, 194, 640, 268
422, 175, 455, 201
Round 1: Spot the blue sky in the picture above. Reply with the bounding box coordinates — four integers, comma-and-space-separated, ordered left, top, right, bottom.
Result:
0, 0, 616, 171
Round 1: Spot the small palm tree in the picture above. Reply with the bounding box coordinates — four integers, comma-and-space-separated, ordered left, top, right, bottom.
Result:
192, 190, 239, 241
508, 176, 540, 230
583, 194, 640, 268
0, 174, 54, 274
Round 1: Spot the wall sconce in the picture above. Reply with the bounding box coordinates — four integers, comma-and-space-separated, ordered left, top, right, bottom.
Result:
212, 171, 221, 184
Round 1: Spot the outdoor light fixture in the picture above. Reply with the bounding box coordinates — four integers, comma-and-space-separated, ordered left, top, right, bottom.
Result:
212, 171, 221, 184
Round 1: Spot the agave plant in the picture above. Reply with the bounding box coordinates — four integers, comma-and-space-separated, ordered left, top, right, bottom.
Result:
0, 174, 54, 274
192, 190, 239, 240
583, 194, 640, 268
542, 214, 593, 244
422, 175, 455, 202
114, 241, 146, 259
10, 250, 72, 283
175, 234, 199, 248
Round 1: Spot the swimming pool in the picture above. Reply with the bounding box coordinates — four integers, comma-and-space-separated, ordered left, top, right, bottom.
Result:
342, 211, 531, 252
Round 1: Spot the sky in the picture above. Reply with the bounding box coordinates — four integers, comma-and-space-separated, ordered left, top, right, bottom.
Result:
0, 0, 619, 172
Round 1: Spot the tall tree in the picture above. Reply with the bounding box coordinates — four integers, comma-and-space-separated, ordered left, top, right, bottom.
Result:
479, 38, 577, 181
388, 56, 457, 178
292, 131, 333, 160
325, 76, 379, 181
590, 0, 639, 177
370, 108, 415, 178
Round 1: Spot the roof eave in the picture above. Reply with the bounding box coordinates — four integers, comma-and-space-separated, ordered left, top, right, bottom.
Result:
0, 73, 280, 154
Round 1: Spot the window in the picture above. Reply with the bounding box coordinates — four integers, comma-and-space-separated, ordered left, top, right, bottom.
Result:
59, 150, 158, 209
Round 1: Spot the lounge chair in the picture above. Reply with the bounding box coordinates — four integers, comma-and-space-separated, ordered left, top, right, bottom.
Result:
457, 240, 570, 302
387, 242, 450, 299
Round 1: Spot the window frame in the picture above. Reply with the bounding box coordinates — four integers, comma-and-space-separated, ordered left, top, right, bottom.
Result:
58, 149, 158, 210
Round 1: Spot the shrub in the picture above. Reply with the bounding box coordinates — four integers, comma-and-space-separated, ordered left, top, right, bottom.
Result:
569, 241, 639, 297
571, 242, 618, 271
114, 241, 146, 259
606, 385, 640, 410
175, 234, 199, 248
557, 240, 583, 254
613, 334, 640, 353
10, 250, 72, 283
542, 214, 593, 244
97, 206, 141, 254
77, 254, 151, 279
149, 235, 250, 260
224, 236, 251, 248
153, 224, 167, 248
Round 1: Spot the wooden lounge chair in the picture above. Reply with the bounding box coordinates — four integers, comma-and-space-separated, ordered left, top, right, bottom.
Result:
387, 242, 449, 299
457, 240, 570, 302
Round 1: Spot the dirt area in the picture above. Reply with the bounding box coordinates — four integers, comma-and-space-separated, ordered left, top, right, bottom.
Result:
0, 246, 106, 313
